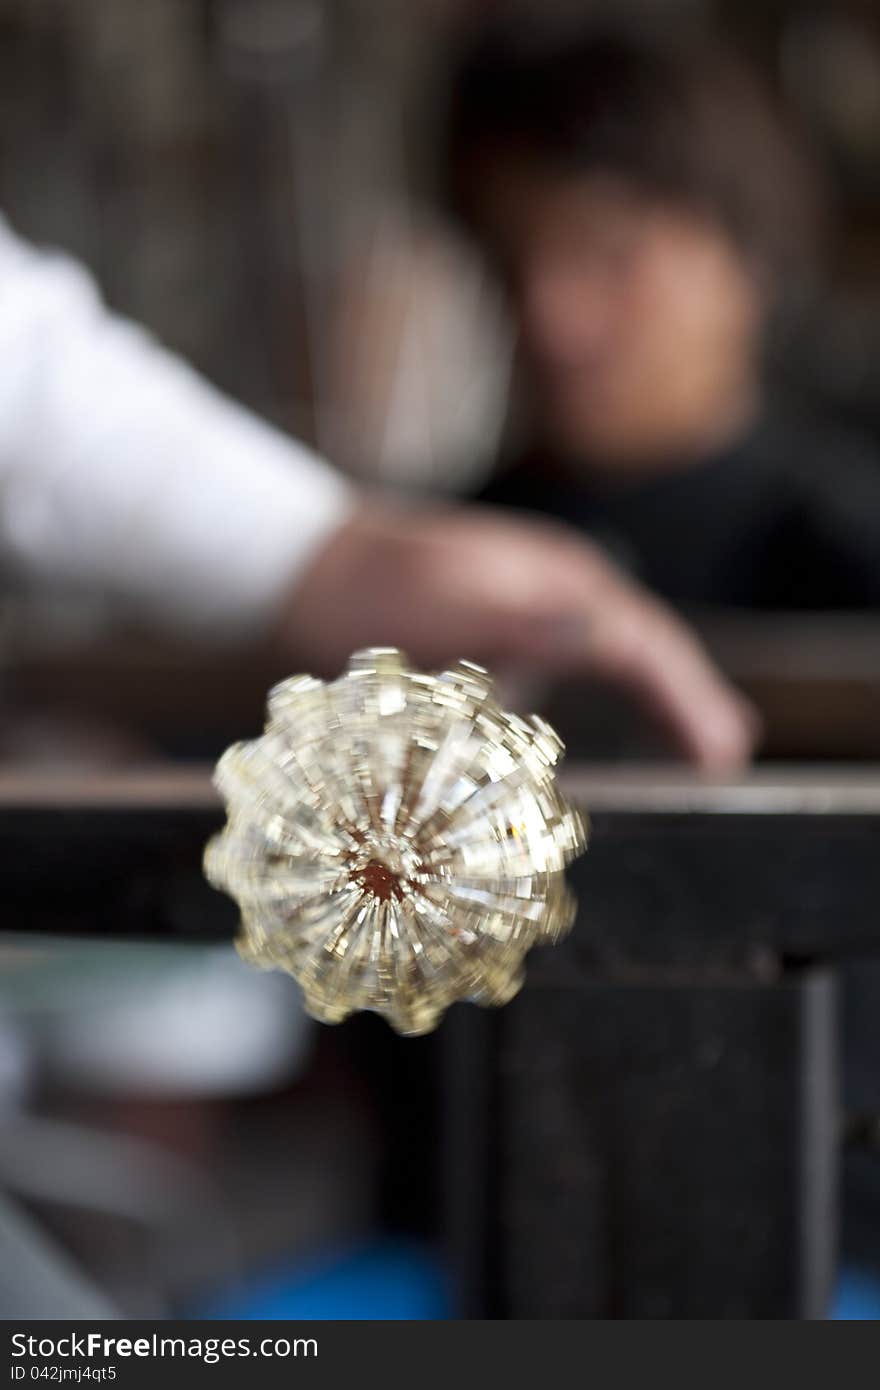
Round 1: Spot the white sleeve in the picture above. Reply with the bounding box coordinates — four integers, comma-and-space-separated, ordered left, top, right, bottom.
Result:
0, 214, 356, 636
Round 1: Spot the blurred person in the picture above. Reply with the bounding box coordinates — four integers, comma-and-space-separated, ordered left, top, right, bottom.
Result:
0, 210, 754, 767
446, 23, 880, 611
446, 27, 880, 1316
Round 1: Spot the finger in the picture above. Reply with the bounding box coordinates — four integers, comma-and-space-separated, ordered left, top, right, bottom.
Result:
588, 600, 759, 768
523, 600, 758, 769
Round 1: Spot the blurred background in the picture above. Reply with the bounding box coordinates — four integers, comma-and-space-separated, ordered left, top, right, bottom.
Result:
2, 0, 880, 1319
4, 0, 880, 759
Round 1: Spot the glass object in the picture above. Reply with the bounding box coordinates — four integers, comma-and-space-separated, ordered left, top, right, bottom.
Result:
204, 649, 587, 1035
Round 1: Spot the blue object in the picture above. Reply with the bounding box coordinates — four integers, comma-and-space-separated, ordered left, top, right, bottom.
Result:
196, 1239, 450, 1321
832, 1265, 880, 1320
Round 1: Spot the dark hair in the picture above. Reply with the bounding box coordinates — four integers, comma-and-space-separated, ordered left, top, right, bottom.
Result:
445, 22, 824, 294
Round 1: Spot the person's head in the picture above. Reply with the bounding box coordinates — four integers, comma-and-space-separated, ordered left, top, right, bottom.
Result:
446, 24, 822, 472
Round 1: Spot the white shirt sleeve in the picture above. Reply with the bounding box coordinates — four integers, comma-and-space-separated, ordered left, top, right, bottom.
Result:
0, 214, 356, 636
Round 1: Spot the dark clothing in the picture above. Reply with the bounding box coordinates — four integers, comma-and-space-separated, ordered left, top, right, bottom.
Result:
477, 411, 880, 609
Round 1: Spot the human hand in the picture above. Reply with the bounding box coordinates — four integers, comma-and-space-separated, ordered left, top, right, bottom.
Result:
278, 501, 758, 769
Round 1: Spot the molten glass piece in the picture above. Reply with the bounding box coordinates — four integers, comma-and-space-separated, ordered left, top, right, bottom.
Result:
204, 648, 588, 1035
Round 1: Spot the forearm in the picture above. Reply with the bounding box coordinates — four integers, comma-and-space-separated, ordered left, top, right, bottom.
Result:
0, 215, 356, 636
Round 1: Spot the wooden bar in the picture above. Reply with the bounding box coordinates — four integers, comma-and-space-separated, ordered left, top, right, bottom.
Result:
2, 765, 879, 965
